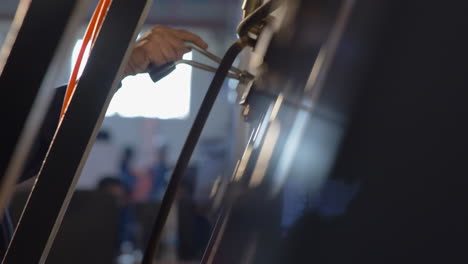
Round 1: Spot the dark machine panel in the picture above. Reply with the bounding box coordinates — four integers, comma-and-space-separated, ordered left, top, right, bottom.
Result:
201, 0, 468, 263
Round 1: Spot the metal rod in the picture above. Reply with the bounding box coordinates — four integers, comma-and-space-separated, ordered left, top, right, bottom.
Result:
141, 38, 247, 264
184, 41, 244, 75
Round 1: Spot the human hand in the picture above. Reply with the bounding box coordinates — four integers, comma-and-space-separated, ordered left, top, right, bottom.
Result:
123, 25, 208, 78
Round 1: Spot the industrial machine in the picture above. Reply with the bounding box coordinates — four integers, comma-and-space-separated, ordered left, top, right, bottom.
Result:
1, 0, 468, 263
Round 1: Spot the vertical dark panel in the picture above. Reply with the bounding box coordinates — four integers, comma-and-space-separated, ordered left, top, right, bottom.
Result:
2, 0, 152, 263
0, 0, 87, 217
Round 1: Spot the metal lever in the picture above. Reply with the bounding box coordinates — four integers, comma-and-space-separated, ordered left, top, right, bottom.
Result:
148, 41, 252, 83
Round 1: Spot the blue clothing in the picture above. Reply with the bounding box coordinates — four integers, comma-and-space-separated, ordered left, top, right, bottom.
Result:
149, 164, 169, 201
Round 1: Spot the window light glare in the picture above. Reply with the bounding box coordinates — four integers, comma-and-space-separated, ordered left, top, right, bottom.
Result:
71, 40, 191, 119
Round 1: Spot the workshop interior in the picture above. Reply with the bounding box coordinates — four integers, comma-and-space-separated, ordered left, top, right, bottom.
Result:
1, 0, 468, 263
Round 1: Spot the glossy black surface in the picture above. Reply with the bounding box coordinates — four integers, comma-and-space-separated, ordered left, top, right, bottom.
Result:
0, 0, 85, 215
202, 0, 468, 263
2, 0, 152, 263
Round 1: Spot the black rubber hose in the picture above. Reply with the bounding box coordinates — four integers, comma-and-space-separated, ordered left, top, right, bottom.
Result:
141, 39, 246, 264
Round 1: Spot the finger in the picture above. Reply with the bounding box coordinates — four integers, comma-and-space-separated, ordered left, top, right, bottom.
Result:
130, 38, 153, 71
144, 40, 169, 67
150, 24, 168, 34
174, 29, 208, 49
154, 41, 179, 65
147, 31, 180, 64
151, 30, 182, 62
161, 41, 179, 62
166, 37, 187, 60
133, 49, 151, 73
125, 47, 150, 76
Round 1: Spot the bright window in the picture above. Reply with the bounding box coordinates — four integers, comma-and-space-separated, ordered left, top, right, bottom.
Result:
72, 39, 191, 119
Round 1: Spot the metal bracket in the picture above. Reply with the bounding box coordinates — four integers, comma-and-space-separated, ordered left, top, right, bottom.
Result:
149, 41, 254, 83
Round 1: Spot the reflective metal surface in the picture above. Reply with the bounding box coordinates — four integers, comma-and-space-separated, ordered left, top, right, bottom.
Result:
202, 0, 354, 263
2, 0, 467, 262
202, 0, 468, 263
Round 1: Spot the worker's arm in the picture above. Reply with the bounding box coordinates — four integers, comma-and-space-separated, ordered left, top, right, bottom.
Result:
18, 26, 207, 186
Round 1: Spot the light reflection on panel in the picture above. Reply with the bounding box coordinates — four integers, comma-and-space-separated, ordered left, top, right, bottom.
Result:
71, 40, 192, 119
249, 120, 280, 188
199, 0, 358, 263
280, 113, 346, 231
